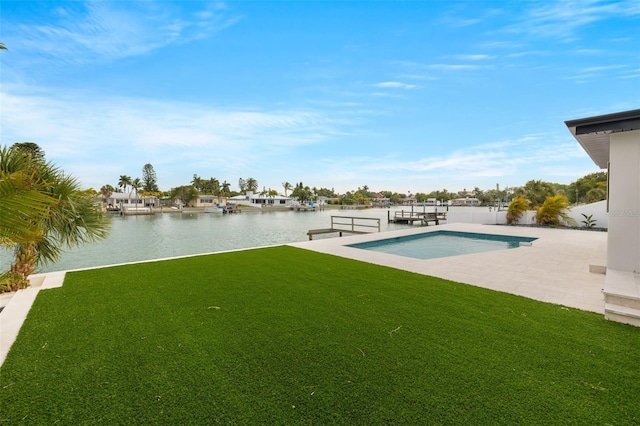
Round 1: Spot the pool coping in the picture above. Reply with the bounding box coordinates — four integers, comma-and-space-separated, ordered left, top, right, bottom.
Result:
347, 229, 538, 258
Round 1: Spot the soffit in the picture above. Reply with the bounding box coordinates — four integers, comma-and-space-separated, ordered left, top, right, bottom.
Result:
565, 109, 640, 169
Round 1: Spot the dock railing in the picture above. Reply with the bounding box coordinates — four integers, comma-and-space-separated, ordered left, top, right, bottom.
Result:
331, 215, 380, 233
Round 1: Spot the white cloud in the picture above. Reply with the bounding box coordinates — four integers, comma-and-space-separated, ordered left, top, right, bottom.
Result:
373, 81, 417, 89
427, 64, 486, 71
508, 0, 640, 40
0, 86, 345, 189
336, 134, 589, 183
566, 64, 632, 83
370, 92, 403, 98
4, 1, 241, 64
581, 65, 627, 73
291, 131, 597, 193
452, 54, 496, 61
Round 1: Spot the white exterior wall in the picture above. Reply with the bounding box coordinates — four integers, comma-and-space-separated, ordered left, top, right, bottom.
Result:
446, 210, 507, 225
446, 203, 608, 227
567, 200, 609, 229
607, 130, 640, 273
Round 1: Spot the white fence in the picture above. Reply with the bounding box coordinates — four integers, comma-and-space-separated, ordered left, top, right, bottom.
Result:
446, 200, 608, 228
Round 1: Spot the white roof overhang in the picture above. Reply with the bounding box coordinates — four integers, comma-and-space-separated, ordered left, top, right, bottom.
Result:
565, 109, 640, 169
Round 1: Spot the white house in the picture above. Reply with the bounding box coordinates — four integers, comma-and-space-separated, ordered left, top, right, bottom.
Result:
317, 196, 339, 206
227, 191, 292, 208
565, 109, 640, 325
103, 191, 160, 208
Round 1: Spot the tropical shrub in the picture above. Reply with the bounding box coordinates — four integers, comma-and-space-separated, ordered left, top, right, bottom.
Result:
581, 213, 597, 229
535, 194, 575, 227
0, 144, 109, 292
506, 196, 530, 225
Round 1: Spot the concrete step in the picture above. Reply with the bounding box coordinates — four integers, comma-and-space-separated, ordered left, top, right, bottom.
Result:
589, 262, 606, 274
602, 270, 640, 327
603, 293, 640, 310
603, 269, 640, 309
605, 303, 640, 327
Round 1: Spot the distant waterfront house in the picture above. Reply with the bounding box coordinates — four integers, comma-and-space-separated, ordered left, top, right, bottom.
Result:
565, 109, 640, 326
188, 195, 227, 208
103, 192, 160, 208
399, 197, 417, 206
457, 189, 475, 197
317, 196, 339, 205
227, 191, 292, 208
373, 193, 391, 207
450, 197, 480, 207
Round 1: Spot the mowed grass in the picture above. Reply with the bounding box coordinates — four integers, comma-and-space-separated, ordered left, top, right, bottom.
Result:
1, 246, 639, 424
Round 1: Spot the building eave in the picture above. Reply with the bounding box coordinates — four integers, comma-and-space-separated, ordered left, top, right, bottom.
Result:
565, 109, 640, 169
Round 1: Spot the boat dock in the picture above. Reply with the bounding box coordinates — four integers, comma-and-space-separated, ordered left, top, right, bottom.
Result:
121, 206, 154, 216
388, 210, 446, 225
307, 216, 381, 240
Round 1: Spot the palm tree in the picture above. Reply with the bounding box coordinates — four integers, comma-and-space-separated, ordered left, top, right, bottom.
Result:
0, 146, 55, 247
535, 194, 575, 227
246, 177, 258, 193
1, 145, 109, 291
118, 175, 132, 193
100, 184, 115, 205
282, 182, 292, 196
131, 178, 142, 206
221, 180, 231, 196
210, 178, 221, 200
191, 174, 203, 192
506, 196, 530, 225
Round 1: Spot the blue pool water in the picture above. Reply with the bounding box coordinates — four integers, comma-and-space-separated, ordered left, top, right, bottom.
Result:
348, 230, 537, 260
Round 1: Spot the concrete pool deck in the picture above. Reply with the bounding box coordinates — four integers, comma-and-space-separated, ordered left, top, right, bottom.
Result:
291, 223, 608, 314
1, 223, 607, 367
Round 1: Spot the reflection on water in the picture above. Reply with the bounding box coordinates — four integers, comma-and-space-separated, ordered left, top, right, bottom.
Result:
0, 208, 419, 273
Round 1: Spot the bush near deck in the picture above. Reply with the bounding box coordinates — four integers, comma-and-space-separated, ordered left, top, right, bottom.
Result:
1, 246, 639, 424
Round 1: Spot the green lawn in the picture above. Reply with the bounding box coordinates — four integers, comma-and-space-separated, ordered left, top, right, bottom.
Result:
1, 246, 639, 424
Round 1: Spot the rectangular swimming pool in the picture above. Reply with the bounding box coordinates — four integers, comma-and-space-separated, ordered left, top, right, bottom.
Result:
348, 230, 537, 260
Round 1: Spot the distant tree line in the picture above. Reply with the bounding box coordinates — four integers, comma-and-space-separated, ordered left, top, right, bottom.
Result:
97, 167, 607, 208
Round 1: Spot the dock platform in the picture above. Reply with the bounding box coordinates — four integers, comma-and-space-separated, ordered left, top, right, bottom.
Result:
121, 206, 154, 216
307, 216, 380, 240
306, 228, 369, 240
388, 210, 446, 225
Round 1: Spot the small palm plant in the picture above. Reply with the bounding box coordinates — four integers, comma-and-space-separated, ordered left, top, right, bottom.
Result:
1, 145, 109, 292
506, 196, 530, 225
535, 194, 575, 227
581, 213, 597, 229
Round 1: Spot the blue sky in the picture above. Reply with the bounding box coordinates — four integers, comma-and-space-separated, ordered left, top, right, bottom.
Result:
1, 1, 638, 195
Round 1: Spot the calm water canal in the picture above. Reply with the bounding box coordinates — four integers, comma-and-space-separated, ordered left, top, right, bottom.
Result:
1, 207, 426, 273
